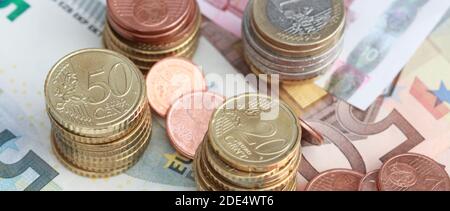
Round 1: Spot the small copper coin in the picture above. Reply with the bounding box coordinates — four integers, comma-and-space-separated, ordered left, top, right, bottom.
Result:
305, 169, 364, 191
379, 153, 450, 191
146, 58, 206, 117
299, 118, 324, 145
107, 0, 191, 35
358, 170, 380, 191
166, 91, 225, 159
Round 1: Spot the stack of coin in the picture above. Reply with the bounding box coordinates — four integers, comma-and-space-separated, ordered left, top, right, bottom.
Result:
242, 0, 345, 81
103, 0, 201, 71
194, 93, 301, 191
45, 49, 152, 178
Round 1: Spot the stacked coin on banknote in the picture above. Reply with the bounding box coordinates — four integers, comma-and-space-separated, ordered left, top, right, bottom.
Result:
305, 153, 450, 191
194, 93, 301, 191
242, 0, 345, 81
103, 0, 201, 71
44, 49, 152, 178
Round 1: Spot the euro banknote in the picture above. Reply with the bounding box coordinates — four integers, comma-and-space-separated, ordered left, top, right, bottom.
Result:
200, 1, 450, 190
201, 0, 450, 111
0, 0, 252, 191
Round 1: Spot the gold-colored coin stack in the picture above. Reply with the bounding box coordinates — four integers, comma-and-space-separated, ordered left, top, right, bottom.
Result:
243, 0, 345, 81
103, 0, 201, 71
45, 49, 152, 178
194, 94, 301, 191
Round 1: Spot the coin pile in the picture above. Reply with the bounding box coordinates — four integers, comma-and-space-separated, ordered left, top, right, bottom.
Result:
242, 0, 345, 81
305, 153, 450, 191
45, 49, 152, 178
194, 93, 301, 191
104, 0, 201, 71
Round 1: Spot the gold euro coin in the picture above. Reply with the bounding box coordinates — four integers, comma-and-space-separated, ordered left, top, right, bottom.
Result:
53, 110, 152, 165
51, 133, 145, 178
204, 137, 300, 188
194, 93, 302, 191
45, 49, 146, 139
52, 105, 151, 152
46, 48, 152, 178
208, 93, 301, 173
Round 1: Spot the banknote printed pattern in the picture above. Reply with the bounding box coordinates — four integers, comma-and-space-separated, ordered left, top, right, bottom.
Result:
49, 0, 106, 36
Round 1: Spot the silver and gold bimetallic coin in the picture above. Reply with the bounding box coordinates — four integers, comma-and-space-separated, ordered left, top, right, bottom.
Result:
243, 0, 346, 81
45, 49, 152, 178
194, 93, 301, 191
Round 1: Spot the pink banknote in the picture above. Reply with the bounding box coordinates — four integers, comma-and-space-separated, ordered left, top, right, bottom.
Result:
198, 0, 249, 37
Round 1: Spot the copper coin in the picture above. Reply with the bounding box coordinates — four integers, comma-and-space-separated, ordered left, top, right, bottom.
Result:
358, 170, 380, 191
166, 91, 225, 159
299, 118, 324, 145
379, 153, 450, 191
146, 58, 206, 117
107, 0, 191, 35
305, 169, 364, 191
107, 0, 199, 44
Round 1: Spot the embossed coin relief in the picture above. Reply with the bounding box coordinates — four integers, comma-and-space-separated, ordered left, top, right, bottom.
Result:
243, 0, 345, 81
267, 0, 333, 36
253, 0, 344, 47
45, 49, 145, 136
109, 0, 190, 33
134, 0, 169, 26
379, 154, 450, 191
194, 93, 301, 191
305, 169, 364, 191
45, 49, 152, 178
209, 94, 300, 167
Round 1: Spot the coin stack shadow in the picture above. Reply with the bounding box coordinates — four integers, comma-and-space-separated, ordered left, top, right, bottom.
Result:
103, 0, 201, 72
242, 0, 345, 81
194, 94, 301, 191
45, 49, 152, 178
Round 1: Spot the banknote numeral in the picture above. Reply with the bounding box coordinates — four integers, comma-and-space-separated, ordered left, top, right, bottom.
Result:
0, 0, 30, 21
299, 120, 366, 181
361, 46, 380, 63
300, 101, 424, 181
335, 101, 425, 162
0, 130, 59, 191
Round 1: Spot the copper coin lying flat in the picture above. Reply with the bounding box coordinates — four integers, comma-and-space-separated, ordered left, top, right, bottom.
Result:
146, 58, 206, 117
358, 170, 380, 191
305, 169, 364, 191
379, 153, 450, 191
166, 91, 225, 159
